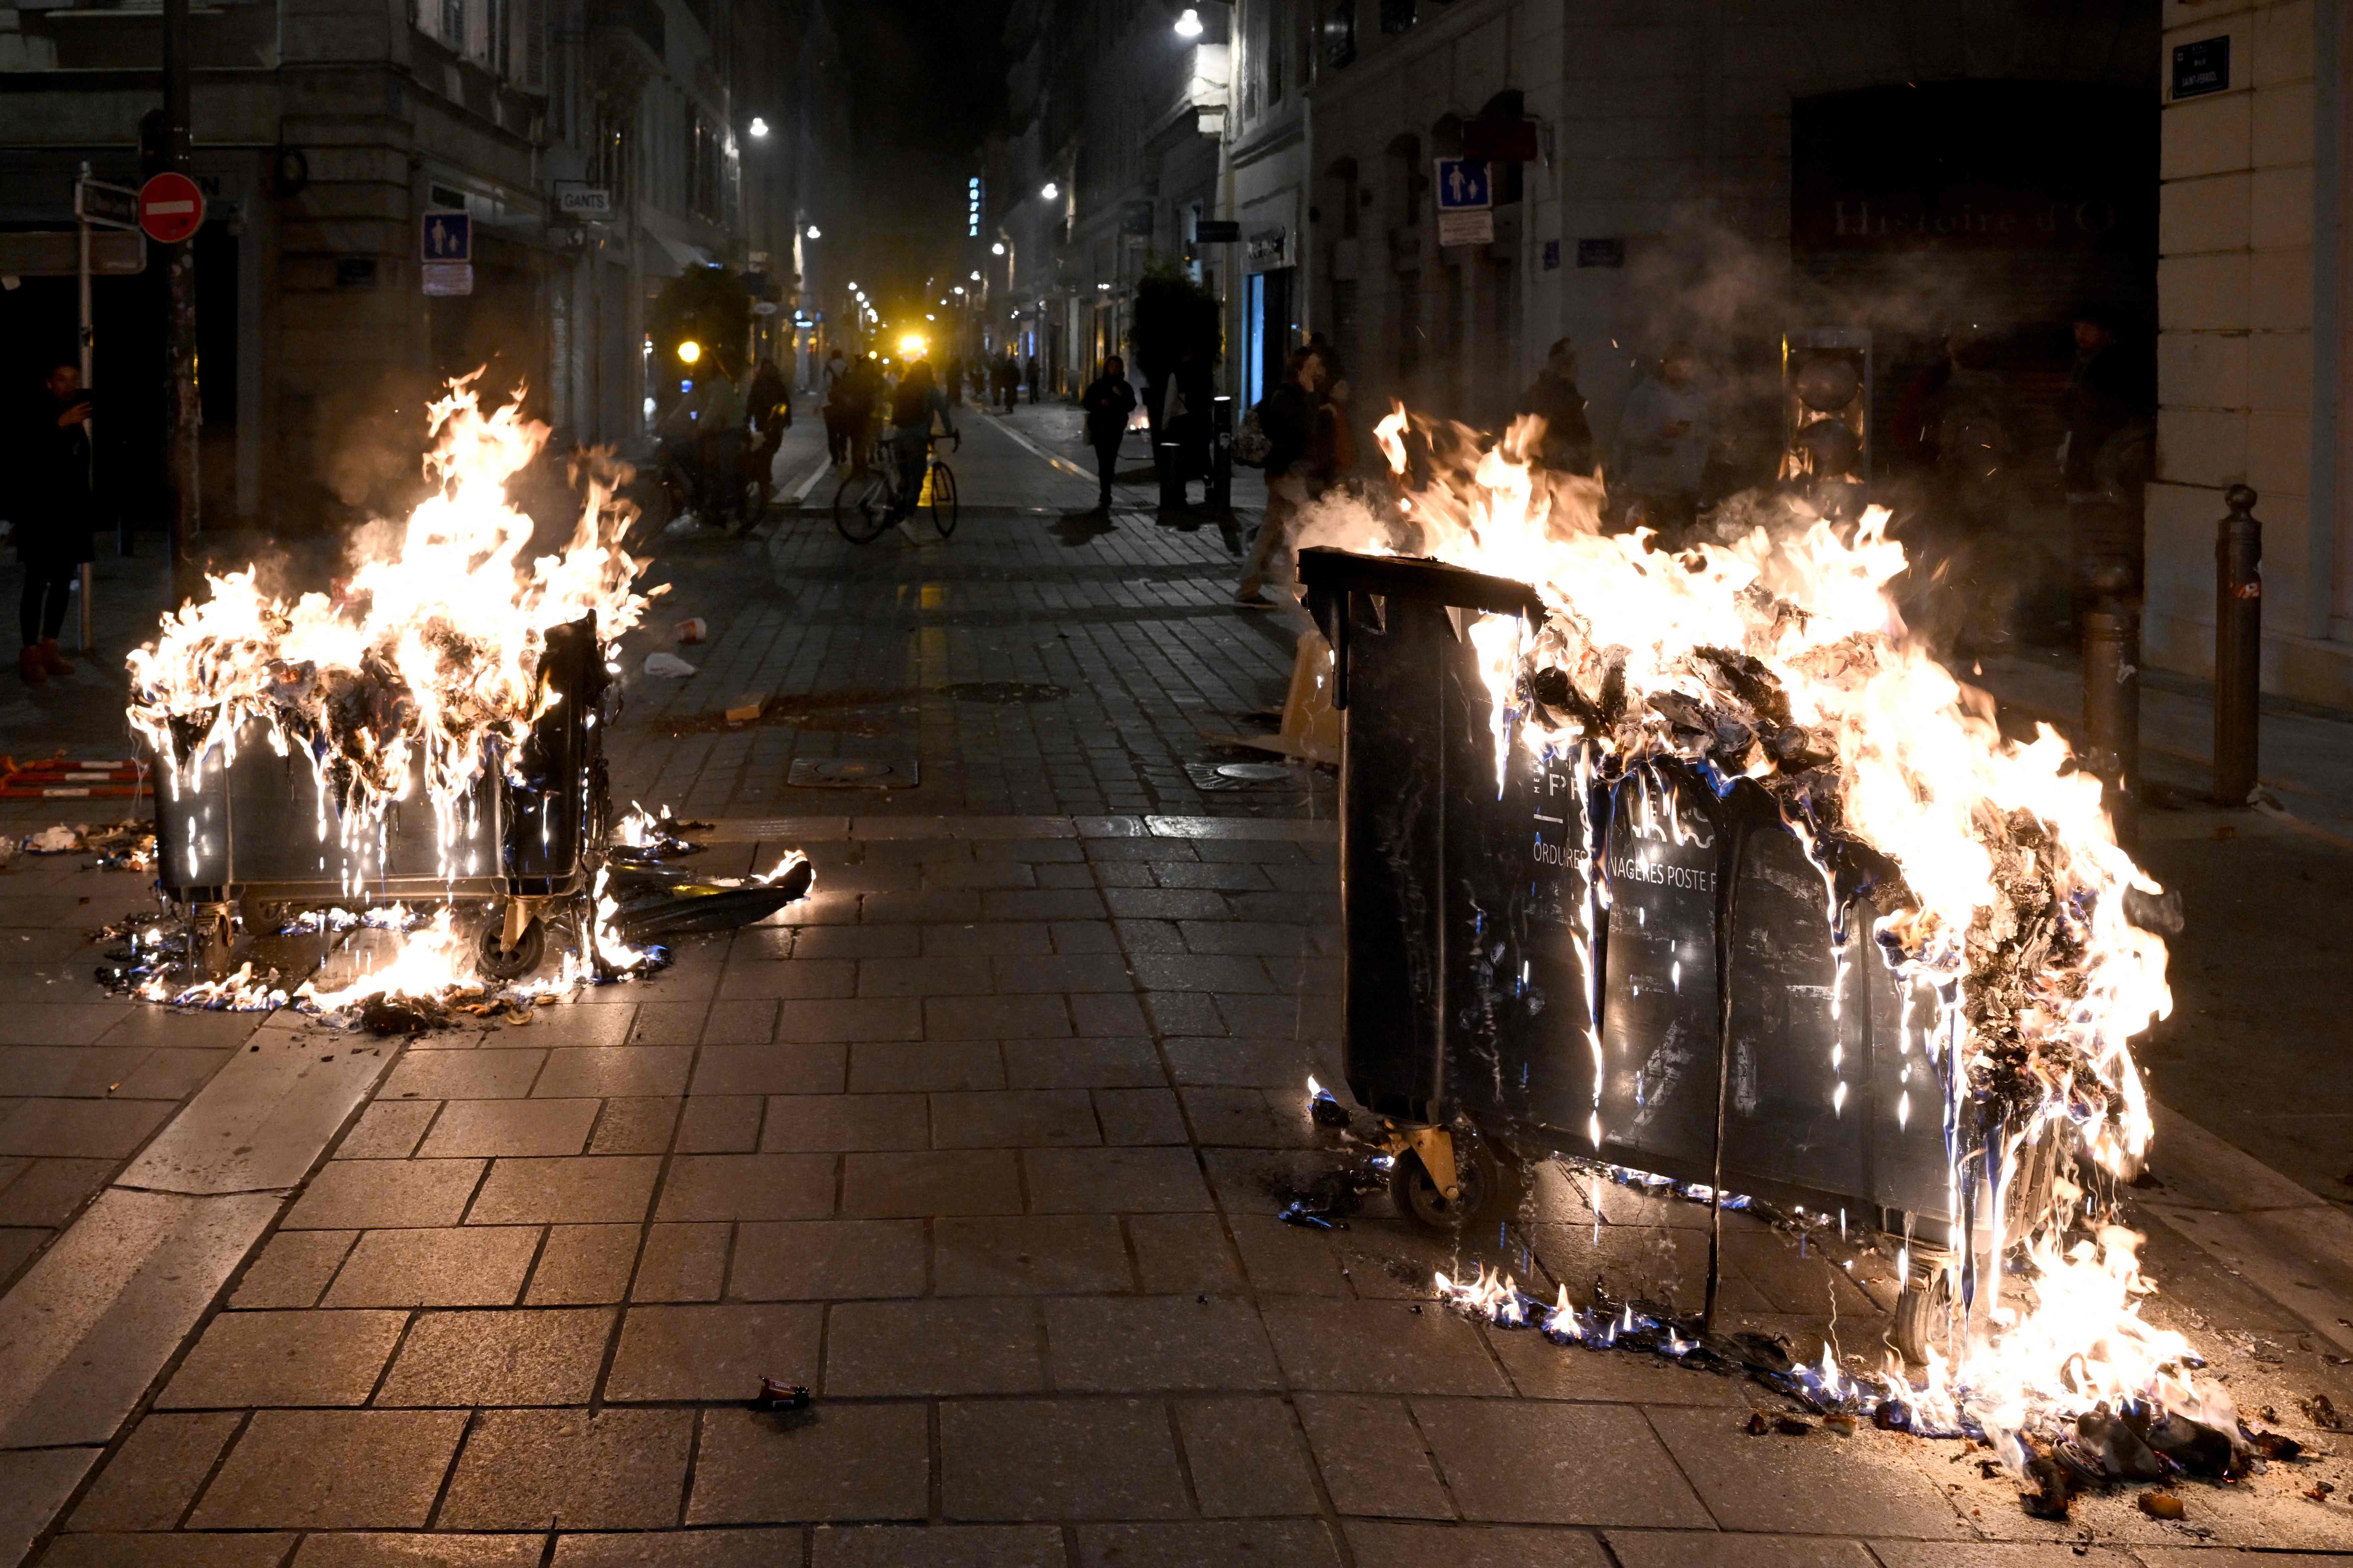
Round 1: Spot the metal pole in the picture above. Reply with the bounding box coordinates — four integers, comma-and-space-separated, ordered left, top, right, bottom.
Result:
77, 165, 98, 650
2213, 484, 2262, 806
162, 0, 200, 607
2080, 560, 2140, 850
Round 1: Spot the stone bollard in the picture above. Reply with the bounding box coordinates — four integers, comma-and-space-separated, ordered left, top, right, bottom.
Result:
2212, 484, 2262, 806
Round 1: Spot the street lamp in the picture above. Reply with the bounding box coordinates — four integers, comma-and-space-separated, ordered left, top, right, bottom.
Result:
805, 225, 821, 239
748, 116, 770, 138
1174, 7, 1202, 38
1040, 181, 1058, 200
990, 242, 1005, 256
676, 339, 702, 364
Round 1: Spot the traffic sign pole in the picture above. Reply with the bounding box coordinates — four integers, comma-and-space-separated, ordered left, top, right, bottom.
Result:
162, 0, 199, 605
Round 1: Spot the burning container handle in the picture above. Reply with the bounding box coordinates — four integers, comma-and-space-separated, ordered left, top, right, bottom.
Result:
2212, 485, 2261, 806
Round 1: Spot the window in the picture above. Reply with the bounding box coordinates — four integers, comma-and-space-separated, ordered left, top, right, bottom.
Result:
1321, 0, 1354, 67
438, 0, 463, 48
1396, 271, 1421, 377
689, 110, 723, 224
1380, 0, 1414, 34
592, 97, 630, 207
1265, 0, 1286, 105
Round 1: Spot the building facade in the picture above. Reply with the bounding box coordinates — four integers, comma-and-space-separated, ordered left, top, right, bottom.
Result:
0, 0, 830, 535
2150, 0, 2350, 707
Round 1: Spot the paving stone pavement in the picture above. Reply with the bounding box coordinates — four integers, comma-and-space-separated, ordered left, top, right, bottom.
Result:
5, 407, 2353, 1566
5, 818, 2353, 1566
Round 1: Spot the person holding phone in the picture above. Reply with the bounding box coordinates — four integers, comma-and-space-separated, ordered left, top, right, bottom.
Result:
16, 361, 94, 685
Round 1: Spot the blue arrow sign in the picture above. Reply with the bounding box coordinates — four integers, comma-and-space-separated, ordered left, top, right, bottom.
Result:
1434, 158, 1491, 212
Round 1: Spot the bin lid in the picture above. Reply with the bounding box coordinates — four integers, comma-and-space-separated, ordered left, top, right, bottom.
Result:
1295, 548, 1544, 618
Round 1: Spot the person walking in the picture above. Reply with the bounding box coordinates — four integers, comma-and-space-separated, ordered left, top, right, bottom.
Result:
1512, 337, 1594, 476
1236, 347, 1334, 605
998, 351, 1020, 412
946, 353, 967, 407
1616, 344, 1709, 545
16, 361, 94, 684
821, 350, 851, 464
1080, 354, 1138, 514
1023, 354, 1041, 405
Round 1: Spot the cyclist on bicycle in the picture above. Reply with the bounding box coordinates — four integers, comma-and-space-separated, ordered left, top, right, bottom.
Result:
886, 358, 956, 539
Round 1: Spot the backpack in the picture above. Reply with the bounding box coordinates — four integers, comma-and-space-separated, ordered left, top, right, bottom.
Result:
1232, 404, 1273, 468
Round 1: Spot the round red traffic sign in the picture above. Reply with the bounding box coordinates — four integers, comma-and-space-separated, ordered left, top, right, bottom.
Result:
137, 172, 206, 244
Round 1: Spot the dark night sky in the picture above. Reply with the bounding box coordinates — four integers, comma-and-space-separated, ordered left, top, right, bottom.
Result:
825, 0, 1016, 319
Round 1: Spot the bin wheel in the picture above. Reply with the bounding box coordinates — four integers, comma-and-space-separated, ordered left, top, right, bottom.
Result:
189, 907, 236, 981
476, 915, 546, 982
1891, 1262, 1953, 1366
1390, 1129, 1518, 1234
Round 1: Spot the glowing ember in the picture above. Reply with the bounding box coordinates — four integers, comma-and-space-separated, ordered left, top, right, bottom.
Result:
1313, 403, 2202, 1475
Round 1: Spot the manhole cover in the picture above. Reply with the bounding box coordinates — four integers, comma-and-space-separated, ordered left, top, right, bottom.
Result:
1184, 760, 1297, 791
940, 682, 1069, 705
787, 757, 920, 789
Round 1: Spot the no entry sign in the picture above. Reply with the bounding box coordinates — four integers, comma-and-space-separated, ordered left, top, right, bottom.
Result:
137, 172, 206, 244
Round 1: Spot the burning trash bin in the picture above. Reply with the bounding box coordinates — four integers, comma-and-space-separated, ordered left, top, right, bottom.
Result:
127, 378, 810, 995
1297, 542, 2141, 1359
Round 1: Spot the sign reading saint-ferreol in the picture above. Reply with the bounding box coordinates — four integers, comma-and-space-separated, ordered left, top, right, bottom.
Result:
420, 208, 474, 297
553, 181, 613, 219
2172, 36, 2228, 99
76, 175, 140, 231
136, 172, 206, 245
1434, 157, 1494, 247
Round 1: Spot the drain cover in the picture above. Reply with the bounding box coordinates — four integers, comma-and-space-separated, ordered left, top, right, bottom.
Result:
787, 757, 920, 788
1184, 760, 1297, 791
940, 682, 1069, 704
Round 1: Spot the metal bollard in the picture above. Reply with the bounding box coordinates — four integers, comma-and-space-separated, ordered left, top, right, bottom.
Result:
2212, 484, 2262, 806
2080, 560, 2140, 850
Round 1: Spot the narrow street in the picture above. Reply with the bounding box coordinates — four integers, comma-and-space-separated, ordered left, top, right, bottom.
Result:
1, 411, 2351, 1568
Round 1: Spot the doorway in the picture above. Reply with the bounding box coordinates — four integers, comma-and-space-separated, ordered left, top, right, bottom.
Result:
1244, 265, 1293, 408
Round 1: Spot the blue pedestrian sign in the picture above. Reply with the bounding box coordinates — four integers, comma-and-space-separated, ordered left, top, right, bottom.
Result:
1434, 158, 1491, 211
421, 209, 471, 262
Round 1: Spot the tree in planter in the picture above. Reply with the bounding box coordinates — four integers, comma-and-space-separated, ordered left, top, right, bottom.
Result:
1126, 256, 1223, 487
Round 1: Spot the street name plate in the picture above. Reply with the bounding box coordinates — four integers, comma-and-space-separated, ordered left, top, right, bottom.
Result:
75, 177, 139, 231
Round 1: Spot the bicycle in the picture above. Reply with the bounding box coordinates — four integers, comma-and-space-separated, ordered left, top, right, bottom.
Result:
833, 429, 960, 543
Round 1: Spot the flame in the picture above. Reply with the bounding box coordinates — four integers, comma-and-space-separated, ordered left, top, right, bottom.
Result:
124, 376, 667, 1011
129, 375, 651, 862
1328, 404, 2193, 1465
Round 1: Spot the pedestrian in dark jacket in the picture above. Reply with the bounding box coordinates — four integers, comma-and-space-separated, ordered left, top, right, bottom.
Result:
2060, 306, 2153, 496
16, 362, 94, 684
1080, 355, 1138, 513
1237, 347, 1335, 603
1512, 337, 1594, 476
1024, 355, 1041, 405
